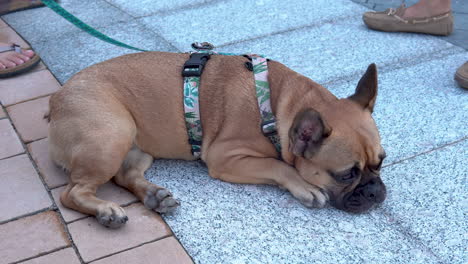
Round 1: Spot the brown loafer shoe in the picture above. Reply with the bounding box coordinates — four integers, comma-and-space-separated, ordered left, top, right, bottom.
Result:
455, 62, 468, 89
363, 4, 453, 36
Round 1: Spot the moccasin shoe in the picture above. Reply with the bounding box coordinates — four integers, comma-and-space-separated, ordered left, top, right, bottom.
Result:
363, 4, 453, 36
455, 62, 468, 89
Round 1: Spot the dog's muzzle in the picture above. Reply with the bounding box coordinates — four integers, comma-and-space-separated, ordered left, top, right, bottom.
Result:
335, 177, 387, 213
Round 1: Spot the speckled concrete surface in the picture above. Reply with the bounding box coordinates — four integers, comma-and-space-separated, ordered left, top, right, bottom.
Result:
138, 0, 367, 50
381, 140, 467, 264
28, 21, 177, 83
217, 15, 462, 84
3, 0, 467, 263
4, 0, 134, 44
330, 53, 468, 165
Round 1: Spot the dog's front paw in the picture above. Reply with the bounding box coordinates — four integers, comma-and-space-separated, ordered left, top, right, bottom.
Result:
143, 186, 180, 213
96, 203, 128, 228
289, 184, 328, 208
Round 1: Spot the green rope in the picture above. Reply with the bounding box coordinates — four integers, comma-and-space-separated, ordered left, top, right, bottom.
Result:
41, 0, 148, 52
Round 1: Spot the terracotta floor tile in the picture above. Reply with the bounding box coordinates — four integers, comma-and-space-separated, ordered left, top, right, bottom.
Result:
0, 69, 60, 106
27, 138, 68, 188
0, 154, 51, 222
93, 236, 193, 264
52, 182, 138, 223
0, 119, 24, 159
7, 96, 49, 142
0, 211, 70, 263
21, 248, 80, 264
33, 61, 47, 72
0, 107, 5, 119
0, 26, 30, 48
68, 203, 171, 262
0, 19, 8, 28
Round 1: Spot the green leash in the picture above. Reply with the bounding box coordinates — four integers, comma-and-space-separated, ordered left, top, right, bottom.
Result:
41, 0, 147, 52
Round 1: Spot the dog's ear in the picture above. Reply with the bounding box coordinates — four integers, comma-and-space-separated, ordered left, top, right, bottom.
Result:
349, 63, 378, 112
289, 108, 331, 159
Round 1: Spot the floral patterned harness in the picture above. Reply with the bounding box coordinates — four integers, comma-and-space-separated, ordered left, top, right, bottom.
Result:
182, 45, 280, 158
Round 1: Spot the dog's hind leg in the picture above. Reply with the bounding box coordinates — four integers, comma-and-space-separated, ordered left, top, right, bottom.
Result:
50, 96, 137, 228
58, 132, 135, 228
114, 146, 180, 213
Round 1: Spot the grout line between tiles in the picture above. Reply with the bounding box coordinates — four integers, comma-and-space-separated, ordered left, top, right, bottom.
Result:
11, 246, 71, 264
216, 13, 361, 48
374, 209, 447, 263
3, 93, 52, 108
0, 90, 86, 263
130, 0, 229, 19
100, 0, 181, 52
86, 234, 173, 263
0, 207, 53, 226
0, 150, 26, 162
323, 46, 465, 88
382, 136, 467, 169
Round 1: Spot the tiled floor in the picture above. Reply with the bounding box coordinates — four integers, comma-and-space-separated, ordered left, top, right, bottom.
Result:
0, 20, 192, 264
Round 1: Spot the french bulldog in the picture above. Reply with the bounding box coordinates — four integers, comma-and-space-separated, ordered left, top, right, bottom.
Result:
48, 52, 386, 228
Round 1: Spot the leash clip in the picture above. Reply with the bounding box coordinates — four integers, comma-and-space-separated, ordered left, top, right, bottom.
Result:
182, 53, 211, 77
191, 42, 215, 50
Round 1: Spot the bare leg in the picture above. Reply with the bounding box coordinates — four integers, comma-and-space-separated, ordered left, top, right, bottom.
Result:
403, 0, 451, 18
0, 42, 35, 69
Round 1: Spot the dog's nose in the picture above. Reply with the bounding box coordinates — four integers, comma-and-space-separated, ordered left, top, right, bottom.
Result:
361, 178, 385, 203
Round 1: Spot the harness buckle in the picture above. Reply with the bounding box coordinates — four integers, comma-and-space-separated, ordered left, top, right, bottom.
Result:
261, 120, 277, 137
182, 53, 211, 77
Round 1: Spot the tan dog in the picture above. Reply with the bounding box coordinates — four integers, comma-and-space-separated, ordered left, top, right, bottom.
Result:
48, 52, 386, 228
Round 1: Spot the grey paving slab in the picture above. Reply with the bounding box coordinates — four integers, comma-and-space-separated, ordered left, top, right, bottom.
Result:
106, 0, 210, 17
380, 140, 468, 263
444, 30, 468, 51
454, 12, 468, 30
145, 159, 440, 264
2, 0, 133, 44
138, 0, 368, 50
331, 53, 468, 165
31, 21, 177, 83
218, 15, 460, 84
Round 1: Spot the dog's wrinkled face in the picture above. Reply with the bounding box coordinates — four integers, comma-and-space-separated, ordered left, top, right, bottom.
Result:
289, 64, 387, 213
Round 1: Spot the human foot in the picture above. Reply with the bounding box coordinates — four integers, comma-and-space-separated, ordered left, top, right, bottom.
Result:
0, 43, 35, 69
0, 43, 40, 78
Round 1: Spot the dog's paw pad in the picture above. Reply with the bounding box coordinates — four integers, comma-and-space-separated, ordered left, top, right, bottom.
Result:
96, 204, 128, 228
144, 187, 180, 214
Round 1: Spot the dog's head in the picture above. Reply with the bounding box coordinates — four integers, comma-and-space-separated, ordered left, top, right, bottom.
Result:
289, 64, 386, 213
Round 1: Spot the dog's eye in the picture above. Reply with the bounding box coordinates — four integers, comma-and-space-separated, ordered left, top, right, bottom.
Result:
342, 173, 354, 181
341, 167, 360, 182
